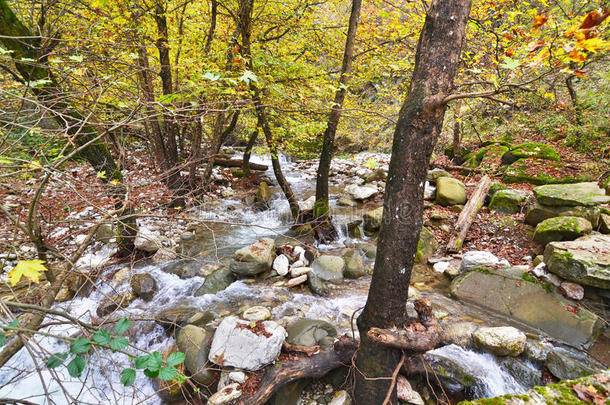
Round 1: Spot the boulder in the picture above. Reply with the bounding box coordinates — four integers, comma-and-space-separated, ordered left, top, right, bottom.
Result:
307, 272, 329, 296
450, 268, 603, 347
459, 251, 500, 272
435, 177, 466, 206
176, 325, 214, 385
559, 281, 584, 300
473, 326, 526, 357
156, 306, 198, 329
501, 142, 560, 165
365, 168, 387, 182
312, 255, 345, 281
544, 350, 597, 381
286, 319, 337, 347
95, 223, 114, 243
194, 266, 236, 296
347, 220, 364, 239
600, 213, 610, 234
134, 228, 163, 253
151, 247, 178, 263
162, 260, 203, 279
255, 182, 272, 208
363, 206, 384, 234
543, 234, 610, 289
343, 249, 365, 279
533, 182, 610, 207
230, 260, 268, 276
524, 202, 600, 227
488, 189, 527, 214
503, 159, 593, 185
208, 316, 286, 371
96, 291, 135, 317
130, 273, 157, 301
427, 168, 453, 184
533, 216, 592, 245
345, 183, 378, 200
234, 238, 275, 265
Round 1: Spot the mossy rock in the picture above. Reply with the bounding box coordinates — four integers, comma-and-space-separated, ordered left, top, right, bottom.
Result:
463, 144, 509, 168
502, 158, 593, 185
415, 227, 438, 264
524, 202, 600, 228
489, 189, 527, 214
533, 216, 592, 245
533, 182, 610, 206
501, 142, 560, 165
436, 177, 466, 206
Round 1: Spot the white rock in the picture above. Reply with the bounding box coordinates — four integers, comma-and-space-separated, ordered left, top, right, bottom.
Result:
424, 182, 436, 201
397, 375, 424, 405
134, 228, 162, 253
208, 316, 286, 371
329, 390, 352, 405
345, 184, 378, 200
290, 266, 312, 277
228, 371, 247, 384
207, 383, 242, 405
291, 259, 305, 268
498, 259, 511, 267
299, 196, 316, 212
459, 251, 499, 272
287, 274, 308, 287
242, 306, 271, 322
273, 254, 290, 276
293, 246, 305, 257
473, 326, 526, 357
433, 261, 450, 274
531, 262, 546, 277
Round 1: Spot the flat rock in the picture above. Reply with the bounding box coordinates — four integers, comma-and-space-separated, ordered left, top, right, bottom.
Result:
234, 238, 275, 265
134, 228, 163, 253
195, 266, 236, 296
524, 202, 600, 227
459, 250, 500, 272
345, 183, 378, 200
242, 306, 271, 322
533, 182, 610, 207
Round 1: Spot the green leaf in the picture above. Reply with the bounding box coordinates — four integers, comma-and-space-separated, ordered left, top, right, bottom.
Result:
114, 318, 131, 335
500, 57, 520, 70
158, 366, 178, 381
0, 334, 5, 347
110, 337, 128, 351
239, 70, 258, 84
93, 329, 111, 345
143, 368, 159, 378
120, 368, 136, 386
202, 72, 221, 81
8, 319, 18, 328
69, 55, 84, 62
67, 356, 86, 377
70, 338, 91, 354
166, 351, 185, 367
146, 351, 163, 372
47, 353, 68, 369
135, 354, 151, 369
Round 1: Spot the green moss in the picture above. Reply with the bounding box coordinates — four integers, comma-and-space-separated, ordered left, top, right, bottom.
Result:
521, 272, 537, 283
503, 142, 560, 164
502, 159, 593, 185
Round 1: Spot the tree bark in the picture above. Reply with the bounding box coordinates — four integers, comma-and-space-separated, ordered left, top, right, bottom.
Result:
242, 126, 259, 174
354, 1, 472, 403
452, 100, 462, 163
446, 175, 491, 252
314, 0, 362, 222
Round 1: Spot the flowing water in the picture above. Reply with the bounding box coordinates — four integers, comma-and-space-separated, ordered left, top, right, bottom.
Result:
0, 153, 546, 404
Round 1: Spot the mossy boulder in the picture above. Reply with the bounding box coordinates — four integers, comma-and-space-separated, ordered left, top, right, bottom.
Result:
533, 182, 610, 207
415, 227, 438, 264
544, 234, 610, 289
503, 159, 593, 185
533, 216, 592, 245
463, 144, 509, 168
343, 249, 365, 279
489, 189, 527, 214
501, 142, 560, 165
524, 202, 600, 228
436, 177, 466, 206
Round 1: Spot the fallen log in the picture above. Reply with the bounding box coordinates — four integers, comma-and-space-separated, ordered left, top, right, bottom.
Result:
236, 336, 357, 405
214, 158, 268, 171
446, 174, 491, 252
367, 321, 445, 353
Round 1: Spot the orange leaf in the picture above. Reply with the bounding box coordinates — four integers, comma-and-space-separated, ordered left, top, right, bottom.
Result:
533, 14, 548, 30
528, 40, 546, 53
578, 8, 610, 30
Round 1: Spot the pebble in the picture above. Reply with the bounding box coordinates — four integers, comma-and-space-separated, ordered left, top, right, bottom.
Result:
242, 306, 272, 322
287, 274, 308, 287
290, 266, 312, 277
273, 254, 290, 276
208, 383, 242, 405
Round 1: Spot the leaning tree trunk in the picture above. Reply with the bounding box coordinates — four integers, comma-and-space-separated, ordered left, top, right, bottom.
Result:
314, 0, 362, 226
354, 1, 472, 403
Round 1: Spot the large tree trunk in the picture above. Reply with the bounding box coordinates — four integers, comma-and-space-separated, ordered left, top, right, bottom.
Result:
354, 1, 472, 403
314, 0, 362, 225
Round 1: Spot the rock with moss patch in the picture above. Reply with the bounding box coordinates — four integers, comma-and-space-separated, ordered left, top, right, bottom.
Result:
130, 273, 157, 301
436, 177, 466, 206
502, 142, 560, 165
533, 216, 592, 245
503, 159, 593, 185
599, 213, 610, 234
533, 182, 610, 207
544, 350, 597, 381
524, 202, 600, 227
415, 227, 438, 264
426, 168, 453, 184
543, 234, 610, 289
473, 326, 526, 357
363, 206, 384, 234
463, 144, 510, 168
489, 189, 527, 214
255, 182, 272, 209
176, 325, 215, 385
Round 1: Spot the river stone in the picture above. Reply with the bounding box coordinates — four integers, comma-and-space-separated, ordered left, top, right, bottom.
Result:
286, 319, 337, 347
157, 306, 199, 329
307, 272, 329, 296
498, 357, 543, 388
208, 383, 242, 405
397, 376, 425, 405
287, 274, 308, 287
255, 181, 272, 208
347, 220, 364, 239
450, 268, 603, 347
337, 197, 358, 207
176, 325, 214, 385
329, 390, 351, 405
363, 206, 384, 233
427, 168, 453, 185
459, 251, 500, 272
545, 350, 597, 381
524, 202, 600, 227
600, 213, 610, 233
345, 183, 378, 200
312, 255, 345, 281
559, 281, 584, 300
290, 266, 312, 278
343, 249, 365, 279
151, 247, 178, 263
272, 254, 290, 276
533, 216, 592, 245
473, 326, 526, 357
96, 223, 114, 243
543, 234, 610, 289
234, 237, 275, 265
242, 306, 271, 322
162, 259, 203, 279
415, 227, 438, 264
436, 177, 466, 206
134, 228, 163, 253
533, 182, 610, 207
130, 273, 157, 301
489, 189, 527, 214
194, 266, 236, 296
208, 316, 286, 371
96, 291, 135, 317
299, 196, 316, 212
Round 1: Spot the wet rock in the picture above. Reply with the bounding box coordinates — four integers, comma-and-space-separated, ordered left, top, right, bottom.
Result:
337, 197, 358, 207
234, 237, 275, 266
544, 234, 610, 289
328, 390, 351, 405
545, 350, 596, 380
307, 272, 329, 296
524, 202, 600, 227
533, 216, 592, 245
134, 228, 163, 253
436, 177, 466, 206
151, 247, 178, 263
273, 254, 290, 276
286, 319, 337, 347
299, 195, 316, 212
498, 357, 543, 387
345, 183, 378, 200
208, 316, 286, 371
96, 291, 135, 317
111, 267, 130, 285
130, 273, 157, 301
473, 326, 526, 357
186, 311, 215, 327
459, 251, 500, 272
162, 259, 203, 279
523, 339, 553, 363
95, 223, 114, 243
559, 281, 584, 300
242, 306, 271, 322
415, 227, 438, 264
176, 325, 214, 385
343, 249, 365, 279
450, 268, 603, 347
287, 274, 308, 287
208, 383, 242, 405
195, 266, 236, 296
363, 206, 384, 234
312, 255, 345, 281
347, 220, 364, 239
444, 322, 478, 347
489, 189, 527, 214
397, 375, 424, 405
255, 181, 272, 209
533, 182, 610, 207
157, 306, 198, 329
427, 168, 453, 184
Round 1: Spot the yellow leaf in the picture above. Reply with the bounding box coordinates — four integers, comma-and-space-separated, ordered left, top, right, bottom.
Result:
577, 37, 610, 53
7, 260, 47, 286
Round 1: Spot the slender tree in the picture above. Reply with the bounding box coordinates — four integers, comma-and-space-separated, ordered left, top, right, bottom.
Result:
354, 0, 473, 403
